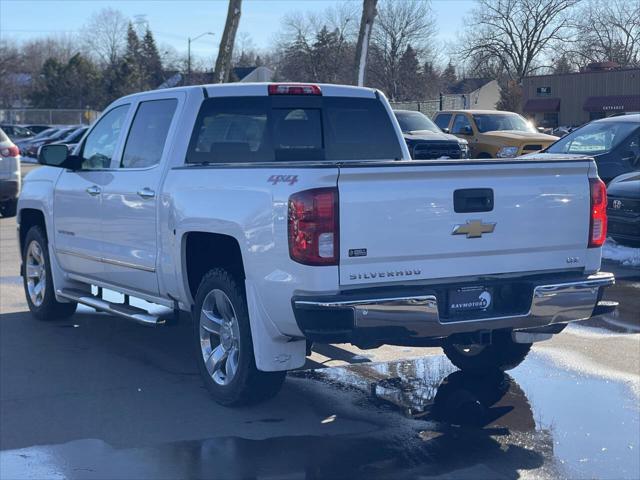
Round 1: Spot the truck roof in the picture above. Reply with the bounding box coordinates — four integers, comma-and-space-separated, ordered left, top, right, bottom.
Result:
437, 110, 518, 115
119, 83, 379, 101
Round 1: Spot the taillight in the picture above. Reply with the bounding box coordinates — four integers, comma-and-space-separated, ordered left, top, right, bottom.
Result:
268, 83, 322, 96
288, 188, 339, 265
588, 177, 607, 248
0, 145, 19, 158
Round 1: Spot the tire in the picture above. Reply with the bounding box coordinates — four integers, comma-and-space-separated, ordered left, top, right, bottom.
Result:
443, 330, 531, 373
193, 268, 286, 406
22, 226, 77, 320
0, 199, 17, 218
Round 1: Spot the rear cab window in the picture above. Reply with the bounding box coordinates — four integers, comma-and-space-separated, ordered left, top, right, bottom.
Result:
186, 95, 403, 163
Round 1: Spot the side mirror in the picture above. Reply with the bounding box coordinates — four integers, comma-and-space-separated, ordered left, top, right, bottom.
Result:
38, 144, 82, 170
537, 127, 545, 133
463, 125, 473, 135
442, 128, 450, 134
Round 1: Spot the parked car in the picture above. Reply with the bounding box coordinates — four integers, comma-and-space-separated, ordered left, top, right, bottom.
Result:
433, 110, 558, 158
0, 124, 34, 142
606, 172, 640, 246
24, 124, 51, 135
394, 110, 469, 159
541, 114, 640, 184
24, 126, 79, 158
51, 127, 88, 151
0, 127, 21, 217
16, 128, 60, 157
21, 83, 615, 406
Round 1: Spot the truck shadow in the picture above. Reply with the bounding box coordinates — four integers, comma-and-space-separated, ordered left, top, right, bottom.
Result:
0, 308, 555, 478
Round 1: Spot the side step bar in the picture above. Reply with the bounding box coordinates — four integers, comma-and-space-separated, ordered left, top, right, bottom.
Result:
57, 288, 164, 326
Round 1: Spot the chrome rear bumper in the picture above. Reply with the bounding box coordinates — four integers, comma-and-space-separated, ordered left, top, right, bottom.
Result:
292, 272, 615, 343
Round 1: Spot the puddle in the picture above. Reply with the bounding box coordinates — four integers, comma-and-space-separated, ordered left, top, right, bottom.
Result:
2, 353, 637, 479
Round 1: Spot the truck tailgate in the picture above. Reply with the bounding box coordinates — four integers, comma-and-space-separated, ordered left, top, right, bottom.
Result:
338, 160, 592, 286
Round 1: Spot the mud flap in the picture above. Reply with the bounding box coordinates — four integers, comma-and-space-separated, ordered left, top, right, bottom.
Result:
245, 280, 306, 372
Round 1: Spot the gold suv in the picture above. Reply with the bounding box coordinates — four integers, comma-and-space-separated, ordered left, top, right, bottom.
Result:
433, 110, 558, 159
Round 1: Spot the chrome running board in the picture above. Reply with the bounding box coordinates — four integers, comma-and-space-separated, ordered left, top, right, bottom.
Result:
57, 288, 164, 326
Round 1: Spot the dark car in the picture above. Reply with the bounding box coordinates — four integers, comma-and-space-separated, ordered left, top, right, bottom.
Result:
16, 127, 60, 156
542, 114, 640, 184
606, 172, 640, 247
51, 126, 88, 151
394, 110, 469, 160
24, 124, 51, 134
25, 126, 79, 158
0, 124, 34, 141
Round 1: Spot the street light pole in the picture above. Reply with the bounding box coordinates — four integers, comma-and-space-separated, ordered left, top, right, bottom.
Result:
187, 32, 215, 85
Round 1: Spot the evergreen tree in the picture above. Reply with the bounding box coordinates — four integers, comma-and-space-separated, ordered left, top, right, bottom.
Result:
398, 45, 422, 100
441, 61, 457, 92
553, 54, 573, 74
141, 28, 164, 88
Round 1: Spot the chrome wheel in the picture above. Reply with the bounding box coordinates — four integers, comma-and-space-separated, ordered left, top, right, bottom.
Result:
453, 344, 486, 356
199, 289, 241, 386
26, 240, 46, 307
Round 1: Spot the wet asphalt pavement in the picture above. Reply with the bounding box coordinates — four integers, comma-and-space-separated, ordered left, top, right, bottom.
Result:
1, 178, 639, 478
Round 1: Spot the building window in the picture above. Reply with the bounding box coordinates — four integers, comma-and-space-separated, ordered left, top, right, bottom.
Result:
536, 86, 552, 96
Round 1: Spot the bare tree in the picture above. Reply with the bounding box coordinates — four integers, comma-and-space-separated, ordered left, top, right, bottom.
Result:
457, 0, 579, 81
354, 0, 378, 86
83, 8, 129, 67
368, 0, 437, 99
570, 0, 640, 67
213, 0, 242, 83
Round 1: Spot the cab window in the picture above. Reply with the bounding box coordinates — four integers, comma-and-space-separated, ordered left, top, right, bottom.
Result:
121, 99, 177, 169
81, 105, 129, 169
451, 114, 473, 135
434, 113, 452, 130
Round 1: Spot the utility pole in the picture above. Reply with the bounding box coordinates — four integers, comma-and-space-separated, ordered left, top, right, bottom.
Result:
213, 0, 242, 83
187, 32, 215, 85
354, 0, 378, 86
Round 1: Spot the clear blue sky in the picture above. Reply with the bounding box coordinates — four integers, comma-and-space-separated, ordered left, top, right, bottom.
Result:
1, 0, 474, 60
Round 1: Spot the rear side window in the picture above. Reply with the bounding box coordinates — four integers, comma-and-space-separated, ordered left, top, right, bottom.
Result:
186, 96, 402, 163
121, 99, 178, 168
434, 113, 452, 130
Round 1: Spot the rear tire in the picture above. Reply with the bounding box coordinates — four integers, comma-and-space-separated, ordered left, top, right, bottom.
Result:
193, 268, 286, 406
22, 226, 77, 320
0, 199, 17, 218
443, 330, 531, 373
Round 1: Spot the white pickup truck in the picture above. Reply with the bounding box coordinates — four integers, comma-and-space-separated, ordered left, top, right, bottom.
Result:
18, 83, 615, 405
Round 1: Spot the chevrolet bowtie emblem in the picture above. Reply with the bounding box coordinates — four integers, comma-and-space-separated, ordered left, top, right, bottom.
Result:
452, 220, 496, 238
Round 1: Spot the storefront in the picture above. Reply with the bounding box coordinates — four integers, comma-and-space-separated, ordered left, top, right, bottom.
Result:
522, 68, 640, 128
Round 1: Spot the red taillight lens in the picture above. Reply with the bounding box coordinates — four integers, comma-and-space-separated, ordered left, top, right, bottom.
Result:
588, 177, 607, 248
0, 145, 19, 158
268, 84, 322, 96
288, 188, 339, 265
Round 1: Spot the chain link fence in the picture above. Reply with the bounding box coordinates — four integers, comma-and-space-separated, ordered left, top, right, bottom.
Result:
390, 95, 467, 117
0, 109, 101, 126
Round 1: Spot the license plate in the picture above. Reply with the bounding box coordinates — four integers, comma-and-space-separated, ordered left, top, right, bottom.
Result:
448, 286, 493, 315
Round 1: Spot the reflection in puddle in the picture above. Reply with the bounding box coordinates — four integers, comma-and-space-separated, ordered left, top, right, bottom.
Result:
2, 354, 638, 479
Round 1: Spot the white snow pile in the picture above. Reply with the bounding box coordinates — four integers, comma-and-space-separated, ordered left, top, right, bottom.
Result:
602, 239, 640, 267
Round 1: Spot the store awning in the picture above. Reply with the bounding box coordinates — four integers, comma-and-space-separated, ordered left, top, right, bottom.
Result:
583, 95, 640, 112
523, 98, 560, 112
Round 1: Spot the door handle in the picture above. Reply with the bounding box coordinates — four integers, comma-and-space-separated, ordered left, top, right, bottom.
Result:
86, 185, 101, 196
137, 188, 156, 199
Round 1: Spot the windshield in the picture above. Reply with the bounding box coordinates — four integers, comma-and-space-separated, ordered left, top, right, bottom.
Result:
546, 121, 638, 155
472, 113, 536, 133
33, 128, 58, 140
395, 111, 440, 133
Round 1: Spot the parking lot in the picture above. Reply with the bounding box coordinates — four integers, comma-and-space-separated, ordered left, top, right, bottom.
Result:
1, 186, 639, 478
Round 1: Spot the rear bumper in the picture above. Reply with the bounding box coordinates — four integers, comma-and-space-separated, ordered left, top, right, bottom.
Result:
607, 214, 640, 243
292, 272, 615, 345
0, 179, 19, 202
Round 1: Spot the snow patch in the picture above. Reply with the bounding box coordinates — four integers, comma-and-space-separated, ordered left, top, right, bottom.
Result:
602, 239, 640, 267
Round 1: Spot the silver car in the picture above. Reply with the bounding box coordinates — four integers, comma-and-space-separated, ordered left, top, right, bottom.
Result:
0, 127, 21, 217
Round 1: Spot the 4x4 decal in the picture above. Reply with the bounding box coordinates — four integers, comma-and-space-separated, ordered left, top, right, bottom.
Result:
268, 174, 299, 186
